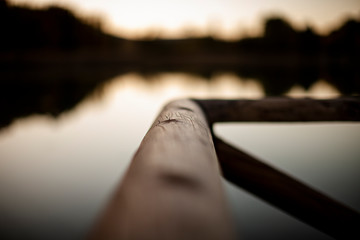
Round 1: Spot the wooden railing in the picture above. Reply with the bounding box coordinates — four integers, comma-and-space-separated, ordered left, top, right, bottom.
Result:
89, 97, 360, 240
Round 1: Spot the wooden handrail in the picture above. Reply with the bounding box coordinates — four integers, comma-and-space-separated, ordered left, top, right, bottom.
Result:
88, 99, 236, 240
89, 97, 360, 240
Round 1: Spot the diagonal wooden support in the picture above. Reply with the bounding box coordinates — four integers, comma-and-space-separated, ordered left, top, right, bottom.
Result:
214, 136, 360, 239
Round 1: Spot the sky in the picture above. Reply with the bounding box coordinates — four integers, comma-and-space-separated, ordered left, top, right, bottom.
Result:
8, 0, 360, 39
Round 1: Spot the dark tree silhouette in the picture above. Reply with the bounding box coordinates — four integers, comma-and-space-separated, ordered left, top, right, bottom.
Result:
0, 0, 119, 51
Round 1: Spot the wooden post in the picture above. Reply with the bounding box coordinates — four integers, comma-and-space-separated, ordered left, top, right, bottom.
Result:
88, 99, 235, 240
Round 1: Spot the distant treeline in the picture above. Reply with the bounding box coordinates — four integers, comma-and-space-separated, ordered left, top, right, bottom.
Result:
1, 0, 359, 66
0, 0, 120, 50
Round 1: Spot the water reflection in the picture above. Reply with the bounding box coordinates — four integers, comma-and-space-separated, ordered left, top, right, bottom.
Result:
0, 72, 358, 240
104, 72, 264, 100
0, 69, 345, 131
286, 80, 341, 98
0, 66, 123, 129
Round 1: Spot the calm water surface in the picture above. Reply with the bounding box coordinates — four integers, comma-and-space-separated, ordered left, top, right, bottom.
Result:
0, 72, 359, 239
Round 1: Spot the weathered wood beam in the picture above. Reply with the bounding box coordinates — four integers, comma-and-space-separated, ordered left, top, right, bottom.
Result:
195, 97, 360, 124
88, 99, 235, 240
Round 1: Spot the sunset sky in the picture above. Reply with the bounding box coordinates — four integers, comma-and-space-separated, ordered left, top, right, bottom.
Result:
8, 0, 360, 39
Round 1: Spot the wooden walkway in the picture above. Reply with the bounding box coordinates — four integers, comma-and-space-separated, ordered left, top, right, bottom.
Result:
89, 97, 360, 240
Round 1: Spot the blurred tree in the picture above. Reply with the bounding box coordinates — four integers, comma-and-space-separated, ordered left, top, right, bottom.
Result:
326, 19, 360, 57
298, 26, 321, 55
263, 18, 298, 51
0, 1, 119, 51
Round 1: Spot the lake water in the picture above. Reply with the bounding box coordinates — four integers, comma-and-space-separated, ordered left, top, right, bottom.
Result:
0, 72, 359, 239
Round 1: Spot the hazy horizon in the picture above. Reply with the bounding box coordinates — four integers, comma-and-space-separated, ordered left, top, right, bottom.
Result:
7, 0, 360, 40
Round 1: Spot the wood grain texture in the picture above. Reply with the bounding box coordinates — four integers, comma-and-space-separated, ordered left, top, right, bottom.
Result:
88, 99, 235, 240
